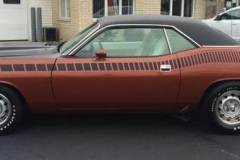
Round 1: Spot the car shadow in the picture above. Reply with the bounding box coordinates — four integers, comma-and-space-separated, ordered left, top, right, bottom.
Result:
18, 113, 215, 136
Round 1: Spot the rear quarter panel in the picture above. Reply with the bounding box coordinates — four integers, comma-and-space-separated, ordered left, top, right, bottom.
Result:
177, 47, 240, 111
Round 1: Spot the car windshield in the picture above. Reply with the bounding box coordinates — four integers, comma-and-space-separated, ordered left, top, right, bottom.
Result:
60, 22, 99, 54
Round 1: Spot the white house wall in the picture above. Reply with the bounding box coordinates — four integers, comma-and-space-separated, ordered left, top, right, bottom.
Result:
28, 0, 53, 27
28, 0, 53, 41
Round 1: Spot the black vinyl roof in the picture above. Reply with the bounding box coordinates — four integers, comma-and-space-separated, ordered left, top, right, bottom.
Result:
98, 15, 239, 46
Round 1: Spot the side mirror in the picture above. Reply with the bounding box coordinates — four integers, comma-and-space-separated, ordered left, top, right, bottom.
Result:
214, 15, 222, 21
95, 49, 106, 60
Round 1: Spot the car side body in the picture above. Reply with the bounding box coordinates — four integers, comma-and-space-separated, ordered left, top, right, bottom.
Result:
0, 15, 240, 133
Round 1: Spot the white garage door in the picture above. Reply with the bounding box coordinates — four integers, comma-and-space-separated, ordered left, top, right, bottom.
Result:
0, 0, 28, 41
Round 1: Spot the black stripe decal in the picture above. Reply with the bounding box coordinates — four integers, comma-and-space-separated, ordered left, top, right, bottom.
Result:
173, 59, 178, 69
118, 63, 124, 70
215, 53, 220, 62
67, 63, 75, 71
186, 57, 190, 66
83, 63, 91, 71
26, 64, 36, 71
187, 56, 192, 66
57, 64, 66, 71
36, 64, 46, 71
91, 63, 98, 71
1, 65, 13, 71
211, 52, 216, 63
98, 63, 105, 71
112, 63, 118, 70
204, 53, 209, 63
237, 52, 240, 62
199, 54, 205, 64
208, 52, 214, 63
179, 58, 184, 68
105, 63, 112, 71
75, 63, 83, 71
229, 52, 234, 62
135, 63, 140, 70
153, 62, 158, 70
139, 63, 144, 70
144, 62, 149, 70
197, 54, 202, 64
193, 55, 199, 65
3, 51, 240, 73
13, 64, 24, 71
219, 52, 224, 62
206, 52, 211, 63
233, 52, 238, 62
124, 63, 130, 70
129, 63, 135, 70
47, 64, 54, 71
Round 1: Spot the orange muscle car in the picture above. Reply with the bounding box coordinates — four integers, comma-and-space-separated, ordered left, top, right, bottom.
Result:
0, 15, 240, 134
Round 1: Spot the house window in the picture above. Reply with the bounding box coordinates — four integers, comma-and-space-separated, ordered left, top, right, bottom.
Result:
93, 0, 133, 18
3, 0, 20, 4
161, 0, 194, 17
60, 0, 71, 18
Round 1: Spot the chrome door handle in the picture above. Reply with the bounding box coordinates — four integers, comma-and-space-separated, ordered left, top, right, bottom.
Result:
160, 64, 171, 72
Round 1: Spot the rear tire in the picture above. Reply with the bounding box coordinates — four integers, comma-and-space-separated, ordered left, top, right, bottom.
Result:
0, 86, 24, 134
204, 81, 240, 134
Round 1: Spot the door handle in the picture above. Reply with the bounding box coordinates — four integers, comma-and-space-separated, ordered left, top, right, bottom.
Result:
160, 64, 171, 72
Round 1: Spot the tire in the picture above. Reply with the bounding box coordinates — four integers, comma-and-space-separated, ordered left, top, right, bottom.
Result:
0, 86, 24, 134
204, 81, 240, 134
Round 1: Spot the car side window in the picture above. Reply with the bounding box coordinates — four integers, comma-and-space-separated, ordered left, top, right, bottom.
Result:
75, 27, 170, 57
221, 9, 240, 20
165, 29, 196, 53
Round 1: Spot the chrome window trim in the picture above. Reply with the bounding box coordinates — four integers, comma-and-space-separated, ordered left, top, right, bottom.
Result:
68, 23, 201, 56
163, 28, 173, 54
202, 45, 240, 48
62, 23, 101, 56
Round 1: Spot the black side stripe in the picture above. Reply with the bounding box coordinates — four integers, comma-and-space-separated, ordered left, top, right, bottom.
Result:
67, 63, 75, 71
26, 64, 36, 71
2, 51, 240, 72
14, 64, 24, 71
1, 65, 12, 71
36, 64, 46, 71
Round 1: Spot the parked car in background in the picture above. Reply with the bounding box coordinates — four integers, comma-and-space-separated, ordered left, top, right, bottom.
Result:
202, 6, 240, 41
0, 15, 240, 134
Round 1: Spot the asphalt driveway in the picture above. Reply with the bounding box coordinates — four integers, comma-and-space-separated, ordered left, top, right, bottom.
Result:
0, 114, 239, 160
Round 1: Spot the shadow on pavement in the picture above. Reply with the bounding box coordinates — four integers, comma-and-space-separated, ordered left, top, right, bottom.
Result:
19, 113, 214, 135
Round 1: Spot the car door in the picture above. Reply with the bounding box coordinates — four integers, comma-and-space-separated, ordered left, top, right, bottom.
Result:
230, 9, 240, 38
52, 26, 181, 110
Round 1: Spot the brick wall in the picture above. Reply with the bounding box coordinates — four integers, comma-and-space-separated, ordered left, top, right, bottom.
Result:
194, 0, 207, 20
78, 0, 94, 32
135, 0, 160, 14
52, 0, 81, 41
52, 0, 209, 41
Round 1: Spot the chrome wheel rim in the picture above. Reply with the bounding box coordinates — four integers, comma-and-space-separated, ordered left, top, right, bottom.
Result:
215, 90, 240, 125
0, 94, 12, 126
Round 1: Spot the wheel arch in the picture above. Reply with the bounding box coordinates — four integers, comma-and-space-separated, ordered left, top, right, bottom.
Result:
199, 79, 240, 110
0, 82, 27, 108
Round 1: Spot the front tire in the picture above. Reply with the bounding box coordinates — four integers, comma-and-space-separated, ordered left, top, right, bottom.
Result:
205, 82, 240, 134
0, 86, 24, 134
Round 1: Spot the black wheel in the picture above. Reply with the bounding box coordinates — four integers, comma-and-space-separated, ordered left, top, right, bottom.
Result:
0, 86, 24, 134
204, 81, 240, 134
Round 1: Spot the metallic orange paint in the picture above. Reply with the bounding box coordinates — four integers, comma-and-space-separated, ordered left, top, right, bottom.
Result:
0, 47, 240, 113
